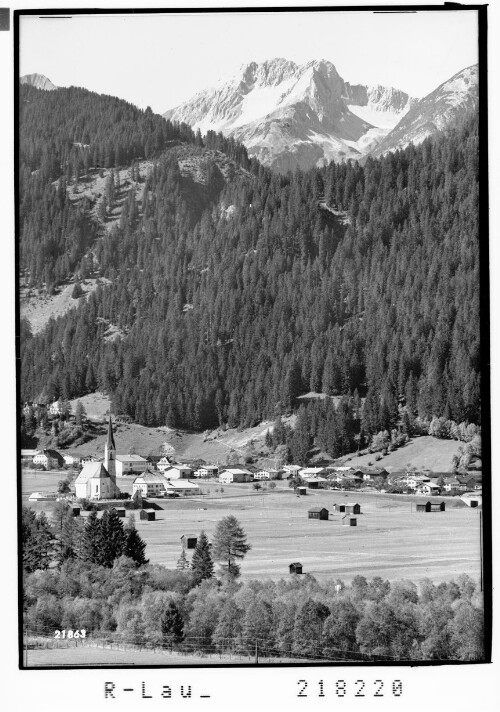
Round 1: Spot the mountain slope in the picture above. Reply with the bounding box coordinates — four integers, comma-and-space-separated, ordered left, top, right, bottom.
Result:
20, 73, 57, 91
369, 65, 478, 159
164, 58, 415, 171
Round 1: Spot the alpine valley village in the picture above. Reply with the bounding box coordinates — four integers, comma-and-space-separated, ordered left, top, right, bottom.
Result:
19, 15, 484, 666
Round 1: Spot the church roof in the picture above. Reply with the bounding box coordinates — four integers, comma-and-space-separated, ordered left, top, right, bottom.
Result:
75, 461, 110, 484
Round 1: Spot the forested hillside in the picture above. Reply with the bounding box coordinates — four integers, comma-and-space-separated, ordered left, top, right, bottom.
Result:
19, 84, 481, 447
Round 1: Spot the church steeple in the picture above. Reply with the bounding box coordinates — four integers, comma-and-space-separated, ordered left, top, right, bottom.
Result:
104, 414, 116, 489
105, 414, 116, 455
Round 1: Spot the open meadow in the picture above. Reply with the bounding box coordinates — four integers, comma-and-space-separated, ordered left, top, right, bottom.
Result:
23, 471, 482, 585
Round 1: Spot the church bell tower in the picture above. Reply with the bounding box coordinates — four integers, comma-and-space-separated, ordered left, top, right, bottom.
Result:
104, 414, 117, 487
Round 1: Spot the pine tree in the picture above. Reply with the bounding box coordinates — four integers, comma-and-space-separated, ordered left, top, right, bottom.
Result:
74, 400, 86, 428
176, 547, 190, 570
124, 515, 148, 566
160, 601, 185, 649
100, 509, 126, 567
21, 507, 53, 572
81, 510, 102, 565
191, 531, 214, 585
212, 515, 251, 579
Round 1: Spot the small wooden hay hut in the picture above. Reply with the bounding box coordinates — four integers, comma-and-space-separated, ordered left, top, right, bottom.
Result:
114, 507, 126, 518
430, 501, 446, 512
308, 506, 329, 520
342, 515, 357, 526
297, 486, 307, 496
289, 562, 303, 574
345, 503, 361, 515
181, 535, 198, 550
71, 506, 80, 517
334, 503, 347, 513
416, 503, 429, 512
140, 508, 156, 521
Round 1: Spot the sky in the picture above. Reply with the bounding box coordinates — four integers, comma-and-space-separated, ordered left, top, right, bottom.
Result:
19, 8, 479, 114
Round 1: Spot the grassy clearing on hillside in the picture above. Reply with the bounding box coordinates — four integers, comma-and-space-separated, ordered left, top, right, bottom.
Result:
68, 392, 111, 421
20, 278, 110, 335
340, 435, 460, 472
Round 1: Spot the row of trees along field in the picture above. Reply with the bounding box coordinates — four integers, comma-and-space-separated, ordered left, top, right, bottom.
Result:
20, 99, 481, 439
23, 506, 483, 661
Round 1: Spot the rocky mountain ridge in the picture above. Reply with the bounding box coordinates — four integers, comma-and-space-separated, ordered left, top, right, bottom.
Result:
369, 64, 478, 159
20, 73, 57, 91
163, 58, 417, 171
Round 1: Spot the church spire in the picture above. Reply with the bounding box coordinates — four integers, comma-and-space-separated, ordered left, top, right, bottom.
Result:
105, 413, 116, 453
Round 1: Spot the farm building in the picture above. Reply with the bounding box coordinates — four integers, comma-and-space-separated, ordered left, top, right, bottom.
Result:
165, 465, 194, 480
297, 486, 307, 496
140, 509, 156, 521
308, 507, 329, 520
416, 501, 446, 512
304, 476, 328, 489
132, 472, 167, 497
342, 516, 357, 526
164, 480, 200, 496
289, 562, 303, 574
299, 467, 327, 478
112, 507, 126, 518
218, 468, 253, 483
181, 535, 198, 550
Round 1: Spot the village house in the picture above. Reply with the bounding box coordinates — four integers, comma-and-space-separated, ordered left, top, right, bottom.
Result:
219, 468, 253, 483
283, 465, 302, 476
48, 400, 62, 416
299, 467, 327, 478
81, 455, 99, 464
254, 468, 281, 480
74, 416, 120, 501
132, 472, 167, 498
63, 453, 80, 467
157, 456, 172, 473
417, 482, 441, 496
21, 449, 40, 462
194, 464, 219, 478
32, 449, 64, 469
405, 473, 431, 490
115, 453, 149, 477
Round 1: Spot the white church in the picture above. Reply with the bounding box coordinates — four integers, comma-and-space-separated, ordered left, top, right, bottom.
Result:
74, 416, 121, 500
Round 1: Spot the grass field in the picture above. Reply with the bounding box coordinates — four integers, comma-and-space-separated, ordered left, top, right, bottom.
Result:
23, 470, 481, 585
128, 488, 480, 583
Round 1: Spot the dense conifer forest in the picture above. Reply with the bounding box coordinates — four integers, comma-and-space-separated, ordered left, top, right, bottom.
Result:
19, 83, 481, 449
